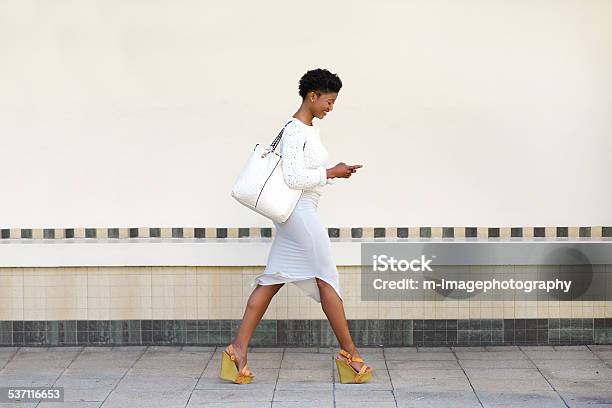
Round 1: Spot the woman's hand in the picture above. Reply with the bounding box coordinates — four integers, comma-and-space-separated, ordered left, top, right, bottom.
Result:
327, 162, 363, 179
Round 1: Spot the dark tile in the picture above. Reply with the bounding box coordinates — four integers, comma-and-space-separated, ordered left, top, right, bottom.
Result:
480, 331, 492, 343
423, 320, 436, 330
549, 318, 560, 329
385, 329, 405, 346
149, 228, 161, 238
129, 228, 138, 238
488, 228, 500, 238
396, 228, 408, 238
491, 331, 503, 343
420, 227, 431, 238
43, 229, 55, 239
433, 331, 446, 344
534, 227, 545, 237
424, 330, 436, 342
570, 319, 582, 329
172, 228, 184, 238
465, 227, 477, 238
480, 319, 492, 330
328, 228, 340, 238
557, 227, 568, 237
582, 330, 594, 343
23, 321, 46, 331
13, 332, 24, 344
47, 321, 59, 345
65, 228, 74, 238
21, 229, 32, 239
197, 320, 208, 331
511, 228, 523, 238
251, 331, 276, 346
107, 228, 119, 238
194, 228, 206, 238
110, 321, 127, 344
85, 228, 96, 238
185, 331, 198, 344
141, 331, 153, 344
76, 320, 88, 332
468, 331, 480, 343
434, 320, 446, 330
216, 228, 227, 238
442, 227, 454, 238
1, 229, 10, 239
238, 228, 249, 238
579, 227, 591, 238
603, 227, 612, 238
351, 228, 363, 238
260, 228, 271, 238
374, 228, 385, 238
548, 329, 560, 343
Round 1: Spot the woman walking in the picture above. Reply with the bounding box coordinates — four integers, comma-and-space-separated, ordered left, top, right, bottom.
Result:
220, 68, 372, 384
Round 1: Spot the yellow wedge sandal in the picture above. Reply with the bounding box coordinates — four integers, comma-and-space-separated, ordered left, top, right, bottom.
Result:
219, 344, 254, 384
335, 348, 373, 384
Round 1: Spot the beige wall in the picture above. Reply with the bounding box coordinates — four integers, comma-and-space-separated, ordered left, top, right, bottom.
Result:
1, 1, 610, 228
2, 266, 611, 321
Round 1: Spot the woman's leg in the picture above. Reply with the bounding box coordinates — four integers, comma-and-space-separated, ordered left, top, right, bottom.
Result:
229, 283, 285, 372
316, 278, 371, 373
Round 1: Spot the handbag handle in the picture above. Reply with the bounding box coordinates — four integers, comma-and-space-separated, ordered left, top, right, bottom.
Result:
268, 119, 294, 152
262, 119, 305, 157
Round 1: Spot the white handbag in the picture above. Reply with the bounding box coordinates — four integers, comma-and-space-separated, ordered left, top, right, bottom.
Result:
231, 119, 304, 223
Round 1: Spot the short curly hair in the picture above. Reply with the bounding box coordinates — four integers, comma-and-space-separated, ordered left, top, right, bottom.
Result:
298, 68, 342, 100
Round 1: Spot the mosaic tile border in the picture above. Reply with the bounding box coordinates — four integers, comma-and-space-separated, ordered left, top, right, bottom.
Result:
1, 226, 610, 240
1, 319, 611, 347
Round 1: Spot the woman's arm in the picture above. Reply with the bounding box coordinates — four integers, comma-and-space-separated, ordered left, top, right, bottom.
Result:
281, 122, 328, 189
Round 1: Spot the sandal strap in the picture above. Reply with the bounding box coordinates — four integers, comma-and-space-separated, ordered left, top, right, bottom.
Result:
339, 349, 364, 364
353, 364, 369, 383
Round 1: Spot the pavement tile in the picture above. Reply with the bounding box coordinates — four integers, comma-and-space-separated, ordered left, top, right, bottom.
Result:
395, 390, 481, 408
0, 345, 610, 406
476, 390, 566, 407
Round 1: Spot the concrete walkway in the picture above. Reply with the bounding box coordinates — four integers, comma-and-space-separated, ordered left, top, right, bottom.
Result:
1, 345, 611, 407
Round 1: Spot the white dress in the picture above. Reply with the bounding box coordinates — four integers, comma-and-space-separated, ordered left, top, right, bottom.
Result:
251, 116, 343, 303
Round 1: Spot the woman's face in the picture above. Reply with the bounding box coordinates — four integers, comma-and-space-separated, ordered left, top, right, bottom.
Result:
310, 91, 338, 119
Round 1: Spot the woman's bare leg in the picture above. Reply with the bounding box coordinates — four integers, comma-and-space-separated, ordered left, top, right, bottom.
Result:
316, 278, 371, 372
229, 283, 284, 372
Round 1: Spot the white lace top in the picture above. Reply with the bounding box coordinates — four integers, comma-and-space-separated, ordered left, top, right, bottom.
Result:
279, 117, 335, 196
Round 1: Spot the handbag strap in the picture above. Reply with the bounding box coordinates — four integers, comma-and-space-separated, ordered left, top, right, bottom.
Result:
268, 118, 306, 153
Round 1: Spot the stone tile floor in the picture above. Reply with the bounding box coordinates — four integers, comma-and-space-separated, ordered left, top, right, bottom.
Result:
0, 345, 611, 407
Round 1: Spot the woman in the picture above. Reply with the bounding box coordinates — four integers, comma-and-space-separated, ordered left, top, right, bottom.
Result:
220, 68, 372, 384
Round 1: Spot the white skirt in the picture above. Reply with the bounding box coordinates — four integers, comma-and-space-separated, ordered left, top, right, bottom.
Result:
251, 190, 343, 303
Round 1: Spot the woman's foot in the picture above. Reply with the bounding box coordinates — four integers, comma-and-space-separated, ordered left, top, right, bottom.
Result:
336, 346, 372, 374
226, 342, 252, 376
